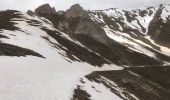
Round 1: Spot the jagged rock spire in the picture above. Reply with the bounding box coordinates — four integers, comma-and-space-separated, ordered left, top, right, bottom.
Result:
65, 4, 89, 19
27, 10, 35, 16
35, 3, 56, 14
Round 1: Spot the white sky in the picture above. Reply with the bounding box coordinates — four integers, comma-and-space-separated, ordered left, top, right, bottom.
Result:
0, 0, 170, 11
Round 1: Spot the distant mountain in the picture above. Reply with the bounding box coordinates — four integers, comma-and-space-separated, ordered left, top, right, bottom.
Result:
0, 3, 169, 100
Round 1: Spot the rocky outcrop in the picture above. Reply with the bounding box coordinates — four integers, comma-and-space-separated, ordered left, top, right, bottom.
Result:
65, 4, 110, 45
64, 4, 164, 67
148, 4, 170, 48
65, 4, 89, 19
31, 4, 168, 66
73, 20, 109, 45
27, 10, 35, 16
32, 4, 115, 46
35, 3, 56, 14
33, 4, 68, 32
85, 65, 170, 100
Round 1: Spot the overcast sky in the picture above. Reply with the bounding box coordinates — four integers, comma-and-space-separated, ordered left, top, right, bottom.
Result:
0, 0, 170, 11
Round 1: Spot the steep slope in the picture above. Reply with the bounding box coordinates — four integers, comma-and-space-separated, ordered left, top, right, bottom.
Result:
0, 3, 170, 100
32, 4, 170, 67
72, 5, 170, 100
148, 4, 170, 48
0, 10, 124, 100
88, 5, 170, 65
83, 65, 170, 100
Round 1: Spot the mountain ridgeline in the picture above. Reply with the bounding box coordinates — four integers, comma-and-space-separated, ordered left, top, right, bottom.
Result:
0, 3, 170, 100
26, 3, 170, 67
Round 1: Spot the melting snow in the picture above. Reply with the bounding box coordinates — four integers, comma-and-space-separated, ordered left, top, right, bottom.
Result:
0, 12, 123, 100
78, 77, 123, 100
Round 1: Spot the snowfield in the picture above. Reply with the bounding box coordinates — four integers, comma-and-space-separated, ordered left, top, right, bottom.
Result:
0, 4, 170, 100
0, 11, 123, 100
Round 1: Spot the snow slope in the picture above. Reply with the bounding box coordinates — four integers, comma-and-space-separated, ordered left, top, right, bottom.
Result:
0, 11, 123, 100
0, 4, 170, 100
90, 7, 170, 65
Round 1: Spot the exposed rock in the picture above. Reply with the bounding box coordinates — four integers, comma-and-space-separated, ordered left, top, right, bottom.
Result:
65, 4, 109, 45
85, 65, 170, 100
27, 10, 35, 16
57, 11, 65, 16
0, 43, 44, 58
148, 4, 170, 48
34, 4, 110, 46
33, 4, 69, 32
0, 10, 21, 31
65, 4, 89, 19
73, 20, 110, 45
32, 4, 168, 66
42, 28, 111, 67
37, 12, 68, 32
35, 3, 56, 14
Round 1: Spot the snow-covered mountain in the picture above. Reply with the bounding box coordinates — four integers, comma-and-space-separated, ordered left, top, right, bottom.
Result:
0, 3, 170, 100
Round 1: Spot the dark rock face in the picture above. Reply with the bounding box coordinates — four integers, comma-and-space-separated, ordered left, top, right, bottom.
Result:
34, 4, 68, 33
0, 43, 44, 58
33, 4, 112, 47
41, 28, 111, 67
37, 13, 66, 29
66, 4, 111, 46
73, 86, 91, 100
74, 21, 109, 44
122, 8, 155, 33
85, 65, 170, 100
34, 4, 110, 46
65, 4, 89, 19
0, 10, 21, 31
33, 4, 70, 33
27, 10, 35, 16
35, 4, 56, 14
33, 4, 166, 67
148, 4, 170, 48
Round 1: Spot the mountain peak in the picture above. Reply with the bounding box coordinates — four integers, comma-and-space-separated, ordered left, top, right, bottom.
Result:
35, 3, 56, 14
65, 4, 89, 19
70, 4, 82, 9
